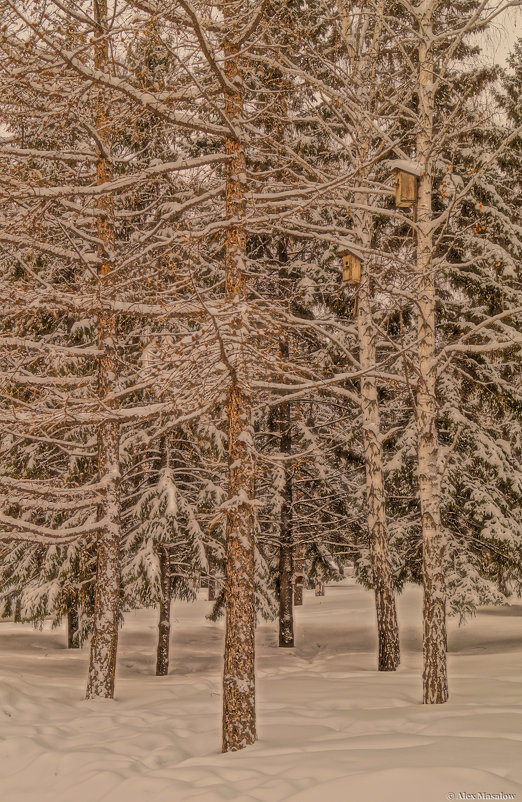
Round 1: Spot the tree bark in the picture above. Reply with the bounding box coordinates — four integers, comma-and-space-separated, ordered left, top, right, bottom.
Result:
339, 0, 400, 672
221, 0, 256, 753
156, 546, 172, 676
86, 0, 121, 700
416, 1, 448, 704
223, 387, 256, 751
67, 608, 80, 649
278, 387, 294, 648
315, 583, 325, 597
208, 576, 217, 601
357, 260, 400, 671
86, 421, 121, 698
293, 545, 304, 606
277, 240, 294, 648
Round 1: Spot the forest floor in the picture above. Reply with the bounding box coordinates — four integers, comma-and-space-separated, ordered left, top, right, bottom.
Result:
1, 579, 521, 802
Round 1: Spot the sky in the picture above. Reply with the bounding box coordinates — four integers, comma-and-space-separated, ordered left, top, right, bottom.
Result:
481, 5, 521, 66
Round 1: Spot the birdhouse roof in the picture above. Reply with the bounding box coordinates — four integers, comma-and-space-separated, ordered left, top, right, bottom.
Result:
338, 243, 363, 259
388, 159, 423, 177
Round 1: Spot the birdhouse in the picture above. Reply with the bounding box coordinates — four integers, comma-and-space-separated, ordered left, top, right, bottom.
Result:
339, 246, 362, 284
395, 170, 417, 206
293, 574, 305, 587
388, 159, 423, 208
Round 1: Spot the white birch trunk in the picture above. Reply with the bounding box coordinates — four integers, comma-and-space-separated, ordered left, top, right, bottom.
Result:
356, 239, 400, 671
85, 0, 121, 700
415, 1, 448, 704
338, 0, 399, 670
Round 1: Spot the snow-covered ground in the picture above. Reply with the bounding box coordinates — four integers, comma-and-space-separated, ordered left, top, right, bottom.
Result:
1, 581, 521, 802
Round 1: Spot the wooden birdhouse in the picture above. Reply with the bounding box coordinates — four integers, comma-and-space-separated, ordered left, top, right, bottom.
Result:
339, 245, 362, 284
389, 159, 423, 208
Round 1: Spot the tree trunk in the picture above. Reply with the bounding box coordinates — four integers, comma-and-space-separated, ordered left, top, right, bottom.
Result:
223, 386, 256, 751
416, 2, 448, 704
293, 545, 304, 606
498, 566, 508, 598
357, 258, 400, 671
86, 423, 121, 698
315, 583, 325, 597
277, 242, 294, 649
156, 546, 172, 676
339, 1, 400, 672
208, 576, 217, 601
278, 399, 294, 647
221, 0, 256, 753
67, 608, 79, 649
86, 0, 121, 700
